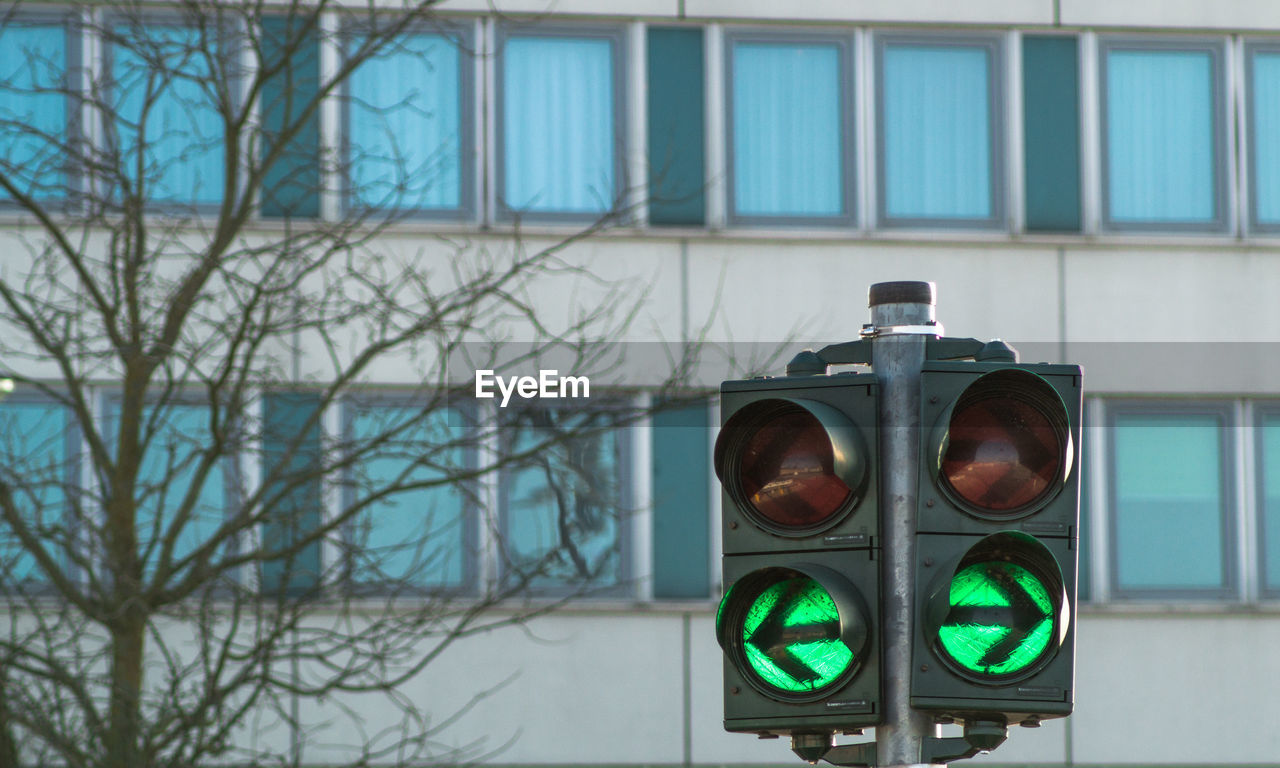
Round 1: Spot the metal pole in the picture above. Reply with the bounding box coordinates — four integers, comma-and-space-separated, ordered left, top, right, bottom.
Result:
869, 281, 940, 768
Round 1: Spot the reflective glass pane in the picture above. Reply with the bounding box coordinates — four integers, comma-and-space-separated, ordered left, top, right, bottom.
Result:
882, 42, 993, 220
504, 411, 623, 589
1112, 412, 1225, 591
0, 21, 68, 202
1258, 413, 1280, 592
1251, 51, 1280, 225
732, 41, 843, 217
1105, 48, 1216, 224
347, 404, 468, 589
105, 401, 229, 582
348, 33, 462, 211
503, 35, 614, 214
113, 25, 224, 205
0, 401, 71, 585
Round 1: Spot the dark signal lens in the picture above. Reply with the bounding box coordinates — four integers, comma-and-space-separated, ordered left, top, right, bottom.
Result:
738, 408, 851, 530
939, 373, 1070, 517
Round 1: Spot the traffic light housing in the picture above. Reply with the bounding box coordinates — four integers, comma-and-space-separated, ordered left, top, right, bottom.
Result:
714, 373, 881, 737
910, 362, 1082, 727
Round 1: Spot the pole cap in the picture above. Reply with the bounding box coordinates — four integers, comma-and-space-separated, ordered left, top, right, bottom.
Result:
868, 280, 936, 307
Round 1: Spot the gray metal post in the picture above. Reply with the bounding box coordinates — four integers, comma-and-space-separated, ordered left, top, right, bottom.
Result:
869, 281, 940, 768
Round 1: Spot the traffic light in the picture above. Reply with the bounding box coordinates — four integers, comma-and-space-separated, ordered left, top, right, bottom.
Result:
714, 372, 881, 737
910, 362, 1082, 727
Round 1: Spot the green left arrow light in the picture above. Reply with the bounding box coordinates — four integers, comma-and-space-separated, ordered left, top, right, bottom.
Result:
718, 566, 871, 703
742, 576, 852, 693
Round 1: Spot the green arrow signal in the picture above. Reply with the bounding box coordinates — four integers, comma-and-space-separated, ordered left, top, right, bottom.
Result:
937, 561, 1055, 678
740, 576, 854, 694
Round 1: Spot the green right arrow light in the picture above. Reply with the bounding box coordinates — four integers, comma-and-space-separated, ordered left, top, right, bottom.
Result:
937, 560, 1055, 679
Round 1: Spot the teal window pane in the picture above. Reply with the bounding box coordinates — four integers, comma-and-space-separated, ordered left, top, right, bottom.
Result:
1251, 51, 1280, 225
0, 401, 71, 586
0, 21, 69, 203
261, 393, 322, 595
105, 401, 230, 582
1105, 48, 1217, 224
113, 24, 225, 206
1078, 424, 1092, 602
503, 411, 624, 590
882, 42, 994, 220
1112, 412, 1227, 592
647, 27, 705, 226
503, 35, 615, 214
731, 40, 843, 218
347, 404, 469, 590
652, 402, 710, 599
1258, 413, 1280, 593
348, 32, 462, 211
1022, 35, 1081, 233
261, 16, 320, 218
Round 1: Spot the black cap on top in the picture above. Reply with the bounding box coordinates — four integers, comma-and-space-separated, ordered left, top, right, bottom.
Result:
868, 280, 936, 307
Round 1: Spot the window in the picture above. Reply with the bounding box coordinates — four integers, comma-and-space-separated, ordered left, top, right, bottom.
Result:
726, 33, 852, 225
876, 35, 1004, 228
647, 27, 705, 227
0, 13, 75, 206
260, 392, 322, 595
1247, 43, 1280, 232
345, 26, 472, 218
342, 398, 473, 592
650, 400, 711, 600
1254, 407, 1280, 597
1099, 39, 1226, 232
260, 16, 321, 219
1107, 403, 1235, 599
500, 408, 629, 593
0, 396, 76, 589
109, 19, 228, 208
497, 27, 623, 220
103, 397, 238, 584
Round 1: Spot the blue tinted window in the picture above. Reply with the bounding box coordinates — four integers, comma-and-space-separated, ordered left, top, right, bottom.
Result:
880, 40, 998, 223
112, 24, 225, 206
348, 32, 463, 213
0, 399, 72, 586
346, 402, 469, 590
0, 20, 70, 203
502, 34, 616, 215
502, 411, 625, 591
730, 39, 845, 220
1103, 46, 1220, 227
1257, 412, 1280, 594
1111, 410, 1230, 594
1250, 50, 1280, 227
106, 401, 232, 582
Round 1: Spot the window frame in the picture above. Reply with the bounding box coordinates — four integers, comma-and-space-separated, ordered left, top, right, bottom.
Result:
722, 28, 856, 228
340, 20, 476, 222
102, 11, 241, 213
495, 399, 635, 598
0, 8, 83, 212
494, 23, 627, 224
1244, 39, 1280, 235
1097, 36, 1229, 234
873, 32, 1006, 230
1105, 400, 1238, 601
0, 390, 82, 593
99, 391, 245, 585
1252, 402, 1280, 600
338, 392, 479, 597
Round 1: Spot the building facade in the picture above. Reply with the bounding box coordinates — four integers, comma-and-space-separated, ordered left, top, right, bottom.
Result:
2, 0, 1279, 765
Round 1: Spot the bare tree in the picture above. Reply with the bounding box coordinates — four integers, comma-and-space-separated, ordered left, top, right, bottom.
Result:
0, 2, 708, 766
